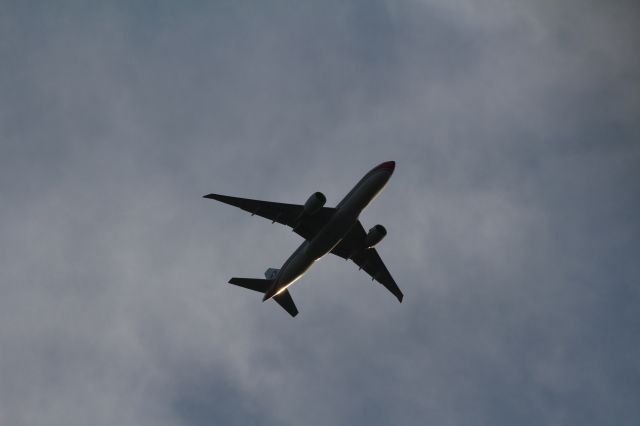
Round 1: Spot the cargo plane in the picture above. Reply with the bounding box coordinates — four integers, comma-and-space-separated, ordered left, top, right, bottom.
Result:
204, 161, 402, 317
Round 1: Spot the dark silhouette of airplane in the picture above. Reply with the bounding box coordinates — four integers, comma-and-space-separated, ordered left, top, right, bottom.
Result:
204, 161, 402, 317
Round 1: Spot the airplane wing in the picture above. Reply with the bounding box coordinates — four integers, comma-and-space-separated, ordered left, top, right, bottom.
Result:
203, 193, 335, 241
331, 221, 403, 302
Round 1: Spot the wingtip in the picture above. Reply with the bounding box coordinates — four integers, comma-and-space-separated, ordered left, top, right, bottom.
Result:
203, 193, 231, 202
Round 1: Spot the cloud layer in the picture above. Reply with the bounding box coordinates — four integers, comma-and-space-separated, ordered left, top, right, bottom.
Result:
1, 1, 639, 425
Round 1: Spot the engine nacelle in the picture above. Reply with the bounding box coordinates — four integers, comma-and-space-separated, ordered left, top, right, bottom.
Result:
303, 192, 326, 215
364, 224, 387, 248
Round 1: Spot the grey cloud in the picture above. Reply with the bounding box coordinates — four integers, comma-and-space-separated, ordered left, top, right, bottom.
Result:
1, 1, 639, 425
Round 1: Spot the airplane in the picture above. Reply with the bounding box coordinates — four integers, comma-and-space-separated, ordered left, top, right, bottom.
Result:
204, 161, 403, 317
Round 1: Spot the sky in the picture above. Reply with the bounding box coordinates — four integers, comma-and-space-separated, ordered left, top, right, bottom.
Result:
1, 0, 639, 425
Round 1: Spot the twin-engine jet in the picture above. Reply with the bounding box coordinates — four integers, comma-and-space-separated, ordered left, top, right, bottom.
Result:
204, 161, 403, 317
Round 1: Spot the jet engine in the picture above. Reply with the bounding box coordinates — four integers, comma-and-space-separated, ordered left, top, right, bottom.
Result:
303, 192, 326, 215
364, 224, 387, 248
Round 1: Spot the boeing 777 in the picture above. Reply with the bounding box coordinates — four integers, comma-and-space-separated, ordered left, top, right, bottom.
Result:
204, 161, 403, 317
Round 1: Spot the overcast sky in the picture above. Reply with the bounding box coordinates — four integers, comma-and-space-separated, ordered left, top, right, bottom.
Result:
1, 1, 639, 425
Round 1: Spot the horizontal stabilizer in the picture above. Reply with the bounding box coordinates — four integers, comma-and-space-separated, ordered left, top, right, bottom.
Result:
228, 277, 272, 293
273, 289, 298, 317
228, 277, 299, 317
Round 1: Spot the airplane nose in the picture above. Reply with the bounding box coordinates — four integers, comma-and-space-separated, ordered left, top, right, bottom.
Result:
376, 161, 395, 173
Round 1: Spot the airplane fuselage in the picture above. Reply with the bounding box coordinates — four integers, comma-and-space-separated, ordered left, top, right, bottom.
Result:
263, 161, 395, 301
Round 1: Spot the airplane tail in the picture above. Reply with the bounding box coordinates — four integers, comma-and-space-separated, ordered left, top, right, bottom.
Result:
228, 277, 272, 293
264, 268, 279, 280
228, 272, 298, 317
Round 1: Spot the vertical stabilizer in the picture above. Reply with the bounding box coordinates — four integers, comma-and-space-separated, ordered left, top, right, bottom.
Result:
228, 272, 298, 317
264, 268, 279, 280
